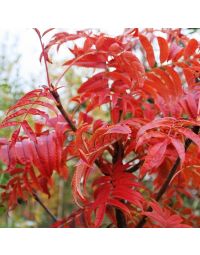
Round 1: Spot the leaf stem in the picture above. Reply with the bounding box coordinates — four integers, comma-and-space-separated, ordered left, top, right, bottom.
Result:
34, 29, 51, 88
34, 29, 77, 132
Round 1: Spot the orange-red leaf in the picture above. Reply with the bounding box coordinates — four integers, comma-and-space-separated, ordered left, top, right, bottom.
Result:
143, 201, 191, 228
170, 137, 185, 166
108, 198, 130, 215
157, 37, 169, 63
140, 139, 169, 177
178, 127, 200, 151
139, 34, 155, 68
184, 39, 199, 60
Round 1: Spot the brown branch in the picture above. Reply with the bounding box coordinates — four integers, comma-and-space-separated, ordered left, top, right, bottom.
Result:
112, 141, 127, 228
136, 125, 200, 228
50, 88, 77, 132
126, 160, 144, 173
116, 209, 127, 228
33, 192, 57, 222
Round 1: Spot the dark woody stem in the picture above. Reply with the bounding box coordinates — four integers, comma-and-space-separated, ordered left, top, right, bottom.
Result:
113, 141, 127, 228
50, 87, 77, 132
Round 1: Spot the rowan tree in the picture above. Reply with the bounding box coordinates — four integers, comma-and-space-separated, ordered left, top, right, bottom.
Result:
0, 28, 200, 228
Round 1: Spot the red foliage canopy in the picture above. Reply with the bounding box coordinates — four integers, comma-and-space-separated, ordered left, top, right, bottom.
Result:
0, 28, 200, 227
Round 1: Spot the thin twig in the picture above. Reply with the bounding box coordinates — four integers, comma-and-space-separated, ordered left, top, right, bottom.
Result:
54, 50, 107, 86
34, 29, 51, 87
50, 88, 77, 132
35, 29, 76, 132
33, 192, 57, 222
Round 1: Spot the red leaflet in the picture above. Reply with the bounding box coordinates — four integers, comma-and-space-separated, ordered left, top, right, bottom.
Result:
168, 43, 183, 61
34, 28, 41, 37
153, 68, 175, 96
95, 36, 117, 51
105, 123, 131, 135
120, 52, 145, 87
3, 104, 52, 124
136, 118, 173, 139
10, 128, 21, 148
8, 100, 57, 115
182, 145, 200, 188
184, 39, 199, 60
83, 37, 93, 52
78, 72, 108, 94
143, 201, 190, 228
157, 36, 169, 63
0, 121, 20, 129
139, 34, 155, 68
94, 205, 106, 227
170, 137, 185, 166
71, 160, 90, 206
63, 51, 108, 68
108, 198, 130, 215
106, 71, 132, 87
42, 28, 54, 37
112, 188, 143, 208
75, 123, 132, 165
164, 66, 183, 97
3, 109, 28, 123
140, 139, 169, 177
21, 120, 37, 142
183, 68, 197, 87
177, 127, 200, 151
